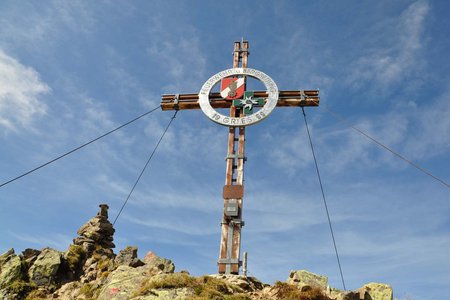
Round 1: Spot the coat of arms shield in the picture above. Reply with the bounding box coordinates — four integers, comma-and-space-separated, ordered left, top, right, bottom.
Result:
220, 77, 245, 100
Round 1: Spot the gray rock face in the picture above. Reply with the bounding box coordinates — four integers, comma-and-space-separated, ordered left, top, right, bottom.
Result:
0, 249, 22, 288
73, 204, 115, 253
20, 248, 41, 266
209, 274, 265, 292
287, 269, 328, 291
53, 281, 82, 300
143, 251, 175, 274
97, 251, 178, 300
132, 288, 192, 300
97, 265, 155, 300
359, 282, 393, 300
115, 246, 144, 268
28, 248, 62, 286
0, 249, 15, 265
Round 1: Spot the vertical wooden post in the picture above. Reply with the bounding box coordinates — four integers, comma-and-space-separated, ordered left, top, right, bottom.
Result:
219, 40, 249, 274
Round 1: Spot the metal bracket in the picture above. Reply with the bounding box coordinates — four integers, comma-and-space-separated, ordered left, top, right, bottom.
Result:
173, 94, 180, 110
218, 258, 241, 264
225, 154, 247, 161
231, 219, 245, 226
300, 90, 306, 101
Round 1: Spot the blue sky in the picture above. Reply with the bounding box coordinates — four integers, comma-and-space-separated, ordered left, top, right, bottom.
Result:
0, 1, 449, 299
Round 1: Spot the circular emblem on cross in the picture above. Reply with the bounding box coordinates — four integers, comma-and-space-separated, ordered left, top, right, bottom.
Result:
198, 68, 279, 127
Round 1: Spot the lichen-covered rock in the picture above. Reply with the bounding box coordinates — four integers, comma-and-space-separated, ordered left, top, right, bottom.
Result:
327, 287, 360, 300
143, 251, 175, 273
97, 265, 154, 300
209, 274, 265, 292
64, 244, 86, 274
359, 282, 393, 300
0, 249, 23, 288
0, 289, 8, 300
133, 288, 192, 300
53, 281, 82, 300
0, 249, 15, 265
98, 252, 180, 300
28, 248, 62, 286
287, 269, 328, 291
115, 246, 144, 268
74, 204, 115, 253
20, 248, 41, 268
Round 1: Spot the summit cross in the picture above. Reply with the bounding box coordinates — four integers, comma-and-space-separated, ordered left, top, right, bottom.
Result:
161, 41, 320, 275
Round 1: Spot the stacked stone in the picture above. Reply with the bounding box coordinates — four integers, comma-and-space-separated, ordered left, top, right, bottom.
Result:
73, 204, 115, 253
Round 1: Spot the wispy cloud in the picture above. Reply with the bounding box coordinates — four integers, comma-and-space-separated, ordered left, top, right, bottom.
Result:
403, 82, 450, 160
0, 1, 96, 50
260, 109, 411, 177
0, 50, 49, 132
8, 231, 71, 251
346, 0, 430, 91
145, 16, 207, 93
121, 214, 217, 236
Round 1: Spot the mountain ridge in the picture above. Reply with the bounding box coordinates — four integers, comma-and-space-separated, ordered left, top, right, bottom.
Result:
0, 204, 393, 300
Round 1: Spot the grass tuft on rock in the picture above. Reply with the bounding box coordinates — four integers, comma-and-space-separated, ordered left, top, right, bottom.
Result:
66, 245, 85, 271
190, 276, 248, 300
134, 273, 250, 300
273, 281, 332, 300
5, 280, 36, 298
140, 273, 197, 291
24, 288, 48, 300
79, 282, 100, 300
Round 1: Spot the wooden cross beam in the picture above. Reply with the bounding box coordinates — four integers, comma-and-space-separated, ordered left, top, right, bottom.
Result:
161, 90, 319, 111
160, 41, 320, 275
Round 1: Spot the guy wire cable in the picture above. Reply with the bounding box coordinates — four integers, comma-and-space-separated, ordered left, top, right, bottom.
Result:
113, 110, 178, 225
310, 99, 449, 189
322, 105, 449, 188
301, 106, 347, 291
0, 105, 161, 189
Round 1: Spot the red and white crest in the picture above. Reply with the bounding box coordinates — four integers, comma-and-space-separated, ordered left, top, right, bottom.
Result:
220, 77, 245, 100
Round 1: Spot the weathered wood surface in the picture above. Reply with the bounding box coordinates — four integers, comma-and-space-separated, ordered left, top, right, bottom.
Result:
219, 41, 248, 274
161, 90, 320, 110
161, 40, 320, 275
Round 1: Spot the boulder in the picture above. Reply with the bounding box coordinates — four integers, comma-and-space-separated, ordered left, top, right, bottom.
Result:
97, 265, 154, 300
144, 251, 175, 273
132, 288, 192, 300
0, 248, 15, 265
28, 248, 62, 286
209, 274, 265, 292
76, 217, 115, 245
98, 252, 178, 300
115, 246, 144, 268
53, 281, 82, 299
73, 204, 115, 253
287, 269, 328, 291
327, 288, 360, 300
358, 282, 393, 300
20, 249, 41, 267
0, 249, 23, 288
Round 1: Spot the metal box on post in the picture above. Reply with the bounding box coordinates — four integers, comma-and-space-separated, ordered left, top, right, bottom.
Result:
224, 200, 239, 217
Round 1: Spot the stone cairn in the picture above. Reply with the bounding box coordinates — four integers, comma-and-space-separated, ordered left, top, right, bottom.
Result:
73, 204, 115, 255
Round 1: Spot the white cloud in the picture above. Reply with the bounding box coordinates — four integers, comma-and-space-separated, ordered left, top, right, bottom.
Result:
0, 50, 49, 131
274, 30, 335, 91
122, 214, 217, 236
145, 19, 207, 92
261, 109, 411, 176
0, 1, 96, 50
404, 84, 450, 159
261, 128, 312, 176
346, 0, 430, 90
8, 231, 71, 251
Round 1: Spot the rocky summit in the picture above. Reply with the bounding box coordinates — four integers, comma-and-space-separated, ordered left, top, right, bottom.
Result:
0, 204, 393, 300
73, 204, 115, 255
